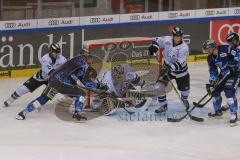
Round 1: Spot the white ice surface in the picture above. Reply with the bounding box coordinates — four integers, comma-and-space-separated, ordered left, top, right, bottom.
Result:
1, 62, 240, 160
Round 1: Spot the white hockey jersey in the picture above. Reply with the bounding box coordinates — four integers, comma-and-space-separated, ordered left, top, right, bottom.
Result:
101, 64, 137, 97
155, 36, 189, 78
33, 53, 67, 81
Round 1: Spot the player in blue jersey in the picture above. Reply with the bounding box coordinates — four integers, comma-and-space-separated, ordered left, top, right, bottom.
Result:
203, 38, 240, 126
16, 51, 107, 121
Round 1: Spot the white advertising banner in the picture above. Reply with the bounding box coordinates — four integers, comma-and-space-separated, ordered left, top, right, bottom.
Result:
196, 8, 229, 18
158, 10, 195, 20
37, 17, 80, 28
120, 12, 158, 23
0, 19, 37, 30
80, 14, 119, 25
0, 8, 239, 31
228, 7, 240, 16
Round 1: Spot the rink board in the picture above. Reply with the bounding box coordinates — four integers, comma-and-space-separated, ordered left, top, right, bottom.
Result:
0, 53, 207, 79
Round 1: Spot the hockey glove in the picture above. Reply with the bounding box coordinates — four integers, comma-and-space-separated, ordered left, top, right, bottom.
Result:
97, 83, 108, 91
206, 80, 217, 95
228, 60, 237, 75
76, 80, 84, 87
148, 41, 159, 56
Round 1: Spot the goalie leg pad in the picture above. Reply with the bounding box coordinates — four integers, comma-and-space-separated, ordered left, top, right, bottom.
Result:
100, 97, 117, 115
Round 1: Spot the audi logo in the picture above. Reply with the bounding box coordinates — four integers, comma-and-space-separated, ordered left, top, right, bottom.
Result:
130, 15, 140, 21
168, 13, 178, 18
90, 18, 101, 23
119, 41, 132, 51
234, 9, 240, 15
4, 23, 17, 28
218, 23, 240, 44
205, 10, 215, 16
104, 43, 117, 52
48, 20, 59, 26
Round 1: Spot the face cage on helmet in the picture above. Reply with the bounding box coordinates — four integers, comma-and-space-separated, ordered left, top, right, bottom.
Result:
112, 68, 124, 81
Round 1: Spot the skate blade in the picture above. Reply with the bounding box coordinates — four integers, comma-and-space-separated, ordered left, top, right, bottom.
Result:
230, 122, 238, 127
155, 111, 167, 115
73, 119, 87, 123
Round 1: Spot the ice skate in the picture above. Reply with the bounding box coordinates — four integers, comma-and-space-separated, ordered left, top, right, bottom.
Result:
230, 113, 238, 127
155, 104, 168, 114
16, 111, 26, 120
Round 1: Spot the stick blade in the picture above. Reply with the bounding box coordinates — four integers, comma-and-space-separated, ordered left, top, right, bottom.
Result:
193, 102, 205, 108
167, 117, 185, 122
190, 115, 204, 122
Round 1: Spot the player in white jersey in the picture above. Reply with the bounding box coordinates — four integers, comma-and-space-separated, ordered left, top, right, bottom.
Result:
4, 43, 66, 107
149, 26, 190, 113
99, 64, 145, 115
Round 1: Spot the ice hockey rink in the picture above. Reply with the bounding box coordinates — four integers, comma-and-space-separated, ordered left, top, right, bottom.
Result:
1, 62, 240, 160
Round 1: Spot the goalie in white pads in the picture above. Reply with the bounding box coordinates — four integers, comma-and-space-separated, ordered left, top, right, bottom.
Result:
99, 64, 145, 115
149, 26, 190, 113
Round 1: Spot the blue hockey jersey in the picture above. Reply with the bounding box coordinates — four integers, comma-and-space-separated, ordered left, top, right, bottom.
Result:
207, 45, 240, 82
53, 56, 98, 89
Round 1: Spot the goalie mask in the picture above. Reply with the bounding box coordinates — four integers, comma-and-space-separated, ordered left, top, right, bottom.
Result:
84, 67, 97, 82
111, 65, 124, 81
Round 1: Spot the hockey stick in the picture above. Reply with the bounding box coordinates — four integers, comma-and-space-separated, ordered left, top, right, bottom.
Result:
192, 72, 231, 108
168, 72, 232, 122
164, 74, 204, 122
167, 93, 210, 122
192, 96, 212, 108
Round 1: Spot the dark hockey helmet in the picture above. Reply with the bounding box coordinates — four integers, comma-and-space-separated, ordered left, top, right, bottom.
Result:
111, 65, 124, 81
226, 32, 239, 43
172, 27, 183, 36
80, 49, 93, 59
202, 39, 217, 50
84, 67, 97, 82
50, 43, 61, 53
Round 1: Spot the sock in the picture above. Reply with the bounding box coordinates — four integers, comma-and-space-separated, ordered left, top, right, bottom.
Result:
25, 95, 50, 113
158, 94, 167, 107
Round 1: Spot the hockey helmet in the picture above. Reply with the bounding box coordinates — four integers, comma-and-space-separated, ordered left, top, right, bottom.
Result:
172, 27, 183, 36
84, 67, 97, 82
226, 32, 239, 43
111, 65, 124, 81
202, 39, 217, 50
50, 43, 61, 53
